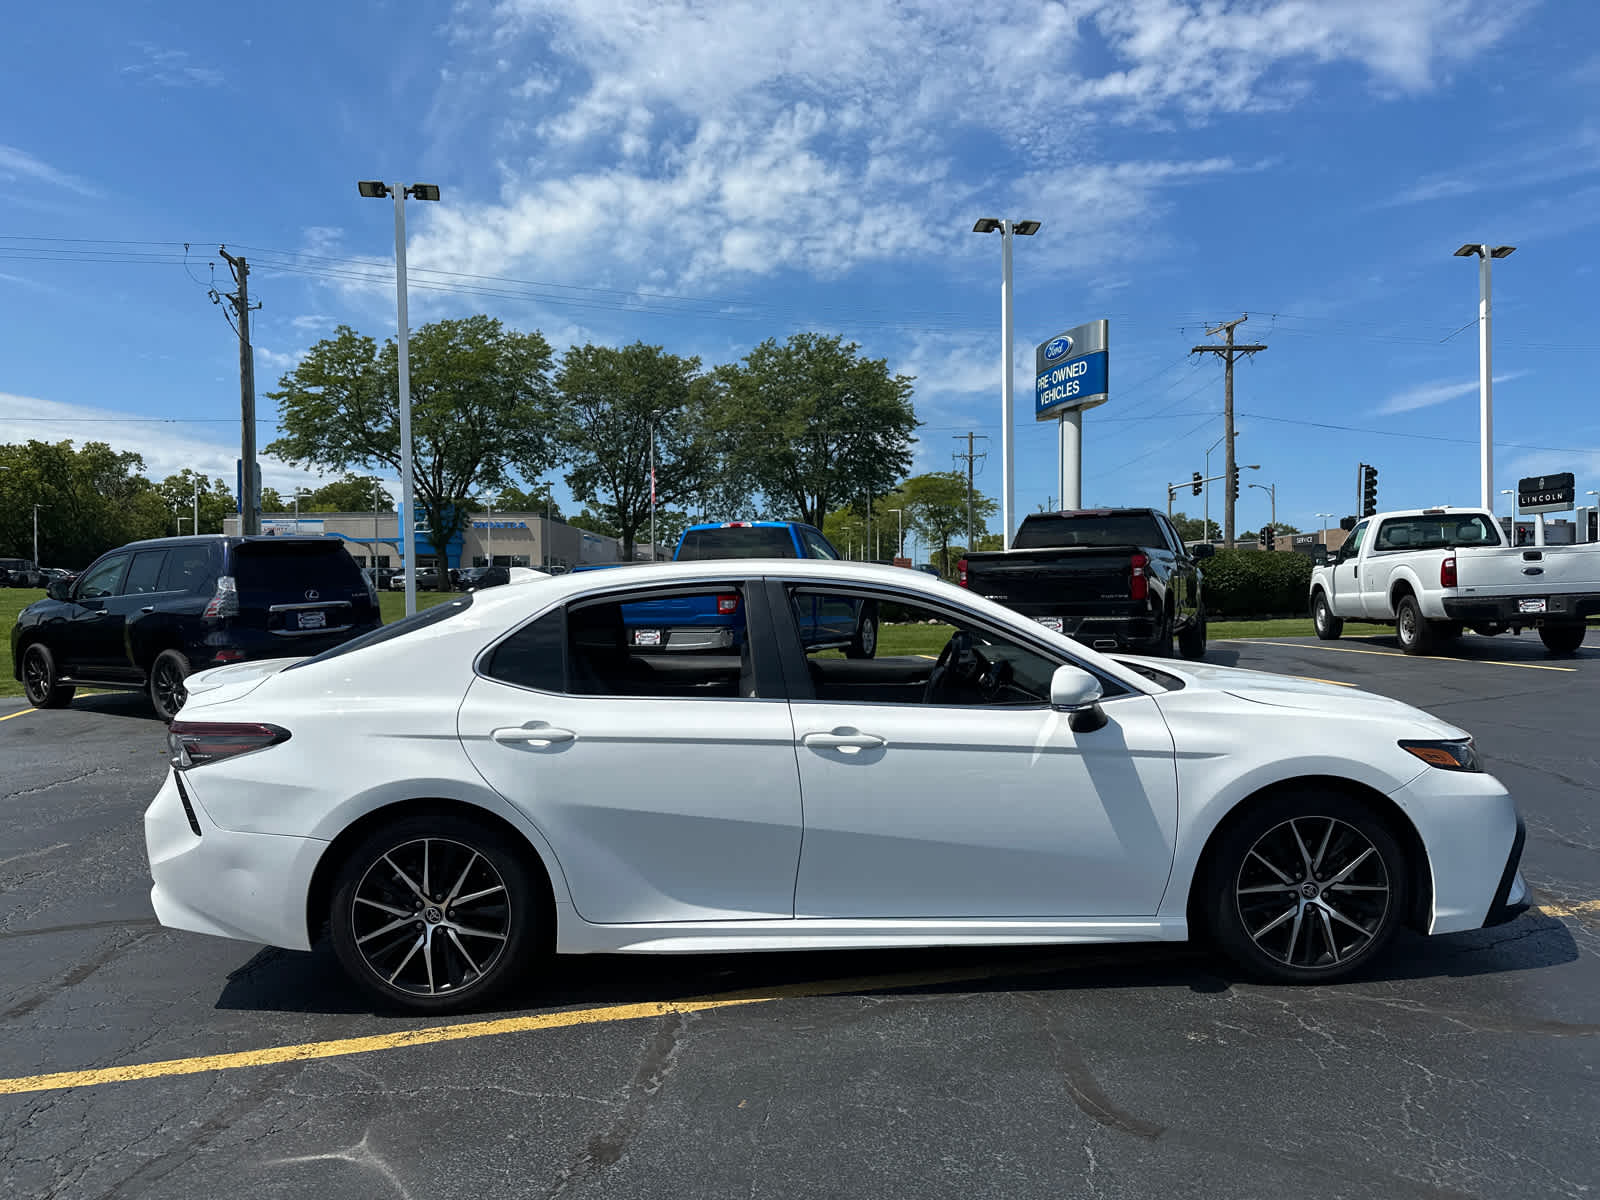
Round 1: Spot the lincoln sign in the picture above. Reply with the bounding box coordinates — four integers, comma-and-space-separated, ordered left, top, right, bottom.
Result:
1518, 472, 1575, 515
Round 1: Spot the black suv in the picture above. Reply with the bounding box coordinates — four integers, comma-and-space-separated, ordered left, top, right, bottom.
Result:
11, 535, 380, 721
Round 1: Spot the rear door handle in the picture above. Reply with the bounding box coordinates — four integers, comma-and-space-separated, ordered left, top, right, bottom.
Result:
801, 730, 887, 752
491, 723, 576, 747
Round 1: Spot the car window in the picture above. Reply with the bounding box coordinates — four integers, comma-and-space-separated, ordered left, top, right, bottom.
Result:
1342, 521, 1369, 559
1374, 515, 1500, 550
799, 528, 839, 559
231, 541, 368, 601
676, 526, 797, 560
76, 555, 129, 600
1012, 513, 1164, 549
124, 550, 168, 595
286, 593, 475, 670
158, 546, 218, 593
482, 609, 565, 691
788, 586, 1067, 707
566, 585, 758, 698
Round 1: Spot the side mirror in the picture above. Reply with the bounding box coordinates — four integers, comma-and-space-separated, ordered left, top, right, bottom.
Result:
47, 580, 72, 602
1191, 543, 1215, 560
1049, 664, 1104, 712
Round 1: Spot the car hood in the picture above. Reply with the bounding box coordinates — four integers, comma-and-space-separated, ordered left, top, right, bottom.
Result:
1115, 656, 1468, 739
180, 657, 308, 710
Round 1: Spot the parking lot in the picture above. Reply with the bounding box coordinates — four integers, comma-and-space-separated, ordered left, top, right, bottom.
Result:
2, 632, 1597, 1200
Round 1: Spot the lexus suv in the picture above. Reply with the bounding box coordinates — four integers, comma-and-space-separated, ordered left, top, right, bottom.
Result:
11, 535, 380, 721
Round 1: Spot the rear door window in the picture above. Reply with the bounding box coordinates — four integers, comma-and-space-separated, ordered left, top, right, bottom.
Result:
158, 545, 219, 593
124, 550, 168, 595
676, 526, 798, 560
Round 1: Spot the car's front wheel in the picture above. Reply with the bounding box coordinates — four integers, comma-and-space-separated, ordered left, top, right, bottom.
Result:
1312, 591, 1343, 640
1207, 790, 1407, 984
845, 603, 879, 659
20, 643, 74, 709
328, 813, 543, 1013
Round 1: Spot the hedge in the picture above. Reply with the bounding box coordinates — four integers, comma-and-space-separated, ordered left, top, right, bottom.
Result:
1199, 549, 1314, 618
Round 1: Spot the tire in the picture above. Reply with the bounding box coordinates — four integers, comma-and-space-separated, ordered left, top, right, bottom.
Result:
1146, 606, 1174, 657
1394, 594, 1434, 655
845, 603, 879, 660
148, 649, 192, 723
328, 813, 543, 1014
20, 643, 74, 709
1206, 788, 1408, 984
1178, 607, 1207, 660
1312, 591, 1343, 640
1539, 623, 1586, 656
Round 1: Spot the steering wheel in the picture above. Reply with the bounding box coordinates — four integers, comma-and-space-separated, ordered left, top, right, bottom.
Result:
976, 656, 1012, 701
922, 630, 977, 704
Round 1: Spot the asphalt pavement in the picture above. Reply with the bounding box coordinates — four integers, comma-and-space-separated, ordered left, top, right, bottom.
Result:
1, 630, 1596, 1199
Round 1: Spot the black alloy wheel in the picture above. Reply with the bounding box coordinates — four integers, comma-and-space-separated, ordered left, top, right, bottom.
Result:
21, 643, 74, 709
148, 649, 191, 723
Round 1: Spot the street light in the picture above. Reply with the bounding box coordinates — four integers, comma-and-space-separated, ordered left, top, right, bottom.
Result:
888, 508, 904, 560
1248, 481, 1277, 530
648, 408, 666, 561
1203, 430, 1238, 543
1453, 243, 1515, 510
1316, 512, 1336, 547
32, 504, 45, 565
292, 486, 311, 531
360, 179, 441, 615
973, 216, 1040, 548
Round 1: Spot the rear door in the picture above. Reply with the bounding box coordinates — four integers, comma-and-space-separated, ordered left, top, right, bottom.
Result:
228, 540, 377, 642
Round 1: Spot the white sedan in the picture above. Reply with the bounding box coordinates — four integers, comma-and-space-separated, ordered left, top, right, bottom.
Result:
145, 560, 1528, 1013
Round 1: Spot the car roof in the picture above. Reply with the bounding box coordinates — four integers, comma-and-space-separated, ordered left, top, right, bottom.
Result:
108, 534, 342, 553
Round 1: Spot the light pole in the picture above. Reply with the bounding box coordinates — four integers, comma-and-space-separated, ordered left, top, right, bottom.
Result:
360, 179, 441, 615
486, 502, 494, 566
1316, 512, 1336, 549
973, 217, 1041, 548
889, 508, 904, 560
32, 504, 45, 564
373, 482, 383, 578
648, 408, 664, 561
292, 487, 311, 531
1586, 490, 1599, 544
193, 482, 201, 536
1453, 243, 1515, 511
1500, 489, 1516, 543
1248, 481, 1277, 543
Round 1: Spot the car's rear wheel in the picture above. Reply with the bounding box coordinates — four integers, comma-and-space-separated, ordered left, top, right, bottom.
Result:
148, 649, 191, 723
20, 643, 74, 709
328, 814, 542, 1013
1539, 622, 1586, 655
845, 603, 879, 659
1312, 591, 1343, 640
1394, 594, 1434, 655
1207, 789, 1406, 984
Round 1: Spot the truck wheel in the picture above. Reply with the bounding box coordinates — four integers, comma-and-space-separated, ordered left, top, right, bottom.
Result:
1538, 623, 1586, 656
1178, 608, 1207, 660
1394, 595, 1434, 655
1312, 591, 1343, 640
845, 604, 879, 660
21, 643, 75, 709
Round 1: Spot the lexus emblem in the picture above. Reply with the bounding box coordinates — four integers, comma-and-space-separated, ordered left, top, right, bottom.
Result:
305, 589, 320, 601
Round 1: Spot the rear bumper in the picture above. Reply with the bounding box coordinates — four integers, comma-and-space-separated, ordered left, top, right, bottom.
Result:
1442, 592, 1600, 625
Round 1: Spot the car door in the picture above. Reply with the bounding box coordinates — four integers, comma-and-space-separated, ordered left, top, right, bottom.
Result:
457, 579, 805, 925
772, 581, 1179, 920
60, 553, 132, 674
1325, 521, 1368, 617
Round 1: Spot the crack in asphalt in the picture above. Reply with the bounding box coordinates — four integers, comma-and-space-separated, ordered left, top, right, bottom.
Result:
2, 766, 123, 801
0, 929, 156, 1021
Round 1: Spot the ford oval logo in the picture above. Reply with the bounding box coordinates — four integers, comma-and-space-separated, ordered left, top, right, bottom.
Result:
1044, 336, 1073, 362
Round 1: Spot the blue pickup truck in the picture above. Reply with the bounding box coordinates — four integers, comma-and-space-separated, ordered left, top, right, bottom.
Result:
600, 521, 877, 657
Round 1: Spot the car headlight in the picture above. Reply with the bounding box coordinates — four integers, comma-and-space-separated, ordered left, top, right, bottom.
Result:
1399, 738, 1481, 772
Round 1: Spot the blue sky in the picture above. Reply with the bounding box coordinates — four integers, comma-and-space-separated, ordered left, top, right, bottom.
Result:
2, 0, 1598, 541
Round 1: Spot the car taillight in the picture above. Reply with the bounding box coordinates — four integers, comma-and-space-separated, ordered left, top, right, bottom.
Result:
957, 558, 969, 587
716, 593, 741, 614
1440, 556, 1457, 588
168, 721, 291, 768
1130, 553, 1149, 601
202, 575, 239, 619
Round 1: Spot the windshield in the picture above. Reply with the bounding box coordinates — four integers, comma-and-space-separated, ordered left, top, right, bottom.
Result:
676, 527, 798, 560
1012, 514, 1164, 549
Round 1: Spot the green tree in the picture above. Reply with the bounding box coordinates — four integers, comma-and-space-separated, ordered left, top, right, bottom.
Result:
1171, 512, 1221, 543
267, 317, 557, 586
0, 440, 167, 567
553, 342, 707, 560
492, 483, 563, 518
155, 471, 236, 534
709, 333, 917, 526
300, 473, 392, 513
900, 472, 997, 576
259, 486, 286, 513
566, 507, 620, 538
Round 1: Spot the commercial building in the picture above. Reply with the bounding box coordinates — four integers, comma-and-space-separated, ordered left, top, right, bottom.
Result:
223, 511, 661, 572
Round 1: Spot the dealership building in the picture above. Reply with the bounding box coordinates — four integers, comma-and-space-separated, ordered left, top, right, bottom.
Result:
222, 511, 660, 572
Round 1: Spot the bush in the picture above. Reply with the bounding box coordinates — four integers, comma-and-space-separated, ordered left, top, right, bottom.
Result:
1199, 549, 1313, 618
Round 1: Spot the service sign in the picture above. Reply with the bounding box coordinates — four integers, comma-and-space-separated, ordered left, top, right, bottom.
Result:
1518, 472, 1575, 514
1035, 319, 1109, 420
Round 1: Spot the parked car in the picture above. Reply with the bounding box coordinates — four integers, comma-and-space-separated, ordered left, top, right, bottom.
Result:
1309, 507, 1600, 655
958, 509, 1212, 659
147, 559, 1527, 1013
0, 558, 42, 588
458, 565, 511, 590
387, 566, 452, 591
11, 535, 380, 721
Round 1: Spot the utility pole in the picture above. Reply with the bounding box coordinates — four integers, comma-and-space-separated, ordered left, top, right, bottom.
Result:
953, 432, 989, 550
1192, 315, 1266, 549
216, 248, 261, 536
32, 504, 45, 564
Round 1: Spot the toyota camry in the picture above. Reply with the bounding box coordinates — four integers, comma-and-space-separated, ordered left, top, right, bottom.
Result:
145, 560, 1528, 1013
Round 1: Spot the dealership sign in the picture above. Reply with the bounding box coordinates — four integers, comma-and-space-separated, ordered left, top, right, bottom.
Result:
1035, 320, 1109, 420
1518, 472, 1575, 514
473, 520, 528, 530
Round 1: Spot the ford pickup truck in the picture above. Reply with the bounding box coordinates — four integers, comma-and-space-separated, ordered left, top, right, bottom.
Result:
958, 508, 1213, 658
1309, 506, 1600, 655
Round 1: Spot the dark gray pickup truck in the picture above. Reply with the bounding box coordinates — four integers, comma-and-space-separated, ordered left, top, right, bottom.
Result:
957, 508, 1212, 659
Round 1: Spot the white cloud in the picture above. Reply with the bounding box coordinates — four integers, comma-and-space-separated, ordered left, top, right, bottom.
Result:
122, 43, 224, 88
1379, 370, 1528, 415
0, 145, 98, 198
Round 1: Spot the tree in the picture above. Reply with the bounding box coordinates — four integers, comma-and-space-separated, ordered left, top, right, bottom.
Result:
155, 471, 236, 534
709, 333, 917, 526
492, 483, 562, 519
822, 507, 868, 559
0, 440, 167, 567
553, 342, 708, 561
300, 473, 391, 513
566, 507, 620, 538
1171, 512, 1221, 543
259, 486, 286, 513
900, 472, 997, 576
267, 317, 557, 585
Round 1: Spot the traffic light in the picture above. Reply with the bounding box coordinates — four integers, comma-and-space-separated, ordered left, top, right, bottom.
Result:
1260, 525, 1274, 549
1339, 515, 1357, 531
1229, 466, 1240, 501
1361, 464, 1378, 517
1191, 471, 1203, 496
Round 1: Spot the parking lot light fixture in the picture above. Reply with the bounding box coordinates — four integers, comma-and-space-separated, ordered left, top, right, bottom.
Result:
1316, 511, 1336, 546
1454, 242, 1515, 510
972, 216, 1040, 547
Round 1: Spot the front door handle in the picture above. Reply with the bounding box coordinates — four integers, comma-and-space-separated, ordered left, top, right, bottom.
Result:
141, 606, 156, 613
85, 610, 108, 619
491, 724, 576, 747
801, 730, 887, 753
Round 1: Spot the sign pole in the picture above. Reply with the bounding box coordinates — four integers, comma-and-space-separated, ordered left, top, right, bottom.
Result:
1058, 409, 1082, 509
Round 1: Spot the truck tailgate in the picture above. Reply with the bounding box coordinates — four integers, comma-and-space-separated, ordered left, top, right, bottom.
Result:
1455, 544, 1600, 594
964, 548, 1136, 614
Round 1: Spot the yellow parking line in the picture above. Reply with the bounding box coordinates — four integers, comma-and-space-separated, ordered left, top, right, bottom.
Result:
1224, 641, 1578, 673
1293, 677, 1359, 688
1536, 899, 1600, 920
0, 707, 36, 723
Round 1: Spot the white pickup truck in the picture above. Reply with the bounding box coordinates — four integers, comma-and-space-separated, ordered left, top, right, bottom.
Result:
1309, 506, 1600, 655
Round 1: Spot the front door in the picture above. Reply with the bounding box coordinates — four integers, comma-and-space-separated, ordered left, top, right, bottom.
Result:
458, 582, 804, 925
60, 554, 131, 675
1325, 520, 1367, 618
775, 583, 1179, 920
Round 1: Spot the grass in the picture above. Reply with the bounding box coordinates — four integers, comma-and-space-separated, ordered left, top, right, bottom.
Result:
377, 589, 460, 623
1208, 618, 1316, 640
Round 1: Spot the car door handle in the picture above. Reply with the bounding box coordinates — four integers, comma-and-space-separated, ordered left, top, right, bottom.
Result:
85, 610, 108, 618
491, 723, 576, 747
801, 730, 887, 752
141, 606, 156, 613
